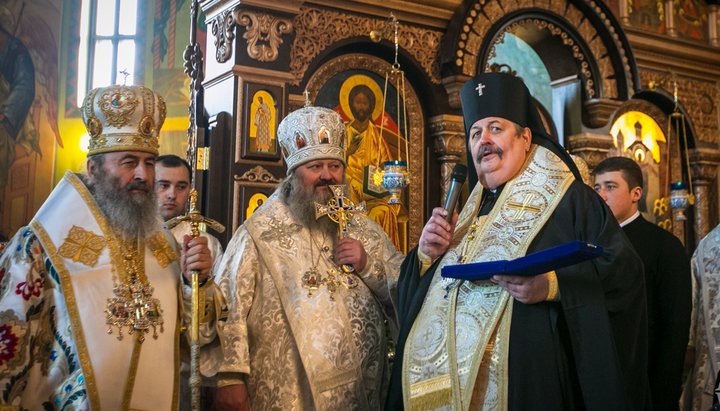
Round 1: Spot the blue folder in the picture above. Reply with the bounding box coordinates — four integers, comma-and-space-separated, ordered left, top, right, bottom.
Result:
441, 241, 604, 281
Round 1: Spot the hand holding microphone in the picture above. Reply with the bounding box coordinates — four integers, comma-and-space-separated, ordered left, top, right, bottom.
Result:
418, 164, 468, 260
443, 164, 468, 222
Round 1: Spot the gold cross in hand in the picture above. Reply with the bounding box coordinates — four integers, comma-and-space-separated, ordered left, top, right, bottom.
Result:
314, 185, 367, 273
314, 185, 366, 239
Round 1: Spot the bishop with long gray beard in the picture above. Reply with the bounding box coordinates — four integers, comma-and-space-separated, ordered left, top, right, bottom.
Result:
0, 84, 219, 410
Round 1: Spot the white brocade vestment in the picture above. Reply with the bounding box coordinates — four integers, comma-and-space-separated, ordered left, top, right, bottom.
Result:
214, 192, 403, 410
682, 224, 720, 411
0, 172, 190, 410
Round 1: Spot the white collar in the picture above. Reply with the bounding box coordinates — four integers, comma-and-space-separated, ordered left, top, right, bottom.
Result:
619, 210, 640, 227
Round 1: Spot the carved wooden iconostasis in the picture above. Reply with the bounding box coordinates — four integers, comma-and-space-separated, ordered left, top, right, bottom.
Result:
199, 0, 720, 253
201, 2, 447, 251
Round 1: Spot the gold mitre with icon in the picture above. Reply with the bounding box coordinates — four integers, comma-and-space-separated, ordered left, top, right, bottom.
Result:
278, 105, 346, 174
81, 84, 167, 156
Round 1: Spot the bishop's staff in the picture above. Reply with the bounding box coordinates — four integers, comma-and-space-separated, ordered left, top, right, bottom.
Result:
168, 1, 226, 409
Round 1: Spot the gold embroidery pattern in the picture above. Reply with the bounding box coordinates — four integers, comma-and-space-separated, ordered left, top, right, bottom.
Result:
259, 217, 302, 250
409, 374, 452, 411
105, 238, 164, 343
57, 225, 106, 267
99, 88, 138, 128
371, 260, 386, 280
404, 146, 576, 409
147, 232, 177, 268
30, 219, 102, 408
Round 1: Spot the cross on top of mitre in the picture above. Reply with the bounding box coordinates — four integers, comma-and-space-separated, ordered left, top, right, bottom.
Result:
303, 89, 311, 107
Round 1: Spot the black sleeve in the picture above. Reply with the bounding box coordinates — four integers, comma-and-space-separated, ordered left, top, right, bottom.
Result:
539, 182, 649, 410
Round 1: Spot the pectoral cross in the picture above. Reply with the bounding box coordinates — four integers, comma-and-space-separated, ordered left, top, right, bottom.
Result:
132, 289, 146, 325
506, 193, 542, 220
315, 185, 366, 272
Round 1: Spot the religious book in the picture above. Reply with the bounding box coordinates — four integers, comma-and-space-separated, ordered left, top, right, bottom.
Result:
441, 241, 604, 281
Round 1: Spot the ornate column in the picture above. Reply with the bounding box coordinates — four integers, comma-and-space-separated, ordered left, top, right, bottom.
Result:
710, 4, 719, 47
690, 148, 720, 244
565, 132, 615, 169
665, 0, 677, 37
583, 99, 624, 129
429, 114, 466, 203
441, 75, 471, 110
618, 0, 630, 25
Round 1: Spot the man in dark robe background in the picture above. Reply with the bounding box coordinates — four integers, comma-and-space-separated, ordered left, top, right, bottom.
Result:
594, 156, 691, 411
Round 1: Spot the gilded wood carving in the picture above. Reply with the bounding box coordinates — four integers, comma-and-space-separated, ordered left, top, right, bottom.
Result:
291, 7, 443, 86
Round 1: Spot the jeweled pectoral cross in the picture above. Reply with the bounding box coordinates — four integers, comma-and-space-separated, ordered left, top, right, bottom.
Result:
105, 280, 163, 343
132, 289, 146, 326
129, 282, 163, 342
314, 185, 366, 273
506, 193, 542, 220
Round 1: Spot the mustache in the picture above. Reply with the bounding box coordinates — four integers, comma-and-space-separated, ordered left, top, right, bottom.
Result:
477, 145, 503, 160
314, 179, 337, 188
126, 181, 150, 193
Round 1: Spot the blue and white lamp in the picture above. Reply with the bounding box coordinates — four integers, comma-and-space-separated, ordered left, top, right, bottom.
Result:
381, 160, 408, 204
669, 181, 694, 221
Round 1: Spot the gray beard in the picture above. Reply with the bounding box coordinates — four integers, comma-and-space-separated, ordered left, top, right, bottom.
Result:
281, 174, 339, 239
82, 172, 160, 240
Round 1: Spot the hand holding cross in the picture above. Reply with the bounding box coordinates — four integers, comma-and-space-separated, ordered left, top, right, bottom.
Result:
314, 185, 367, 273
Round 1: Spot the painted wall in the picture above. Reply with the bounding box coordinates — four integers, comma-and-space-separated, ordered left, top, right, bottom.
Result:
0, 0, 61, 238
0, 0, 202, 237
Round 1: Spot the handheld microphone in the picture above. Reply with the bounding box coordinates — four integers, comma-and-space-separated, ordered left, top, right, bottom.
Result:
443, 164, 468, 222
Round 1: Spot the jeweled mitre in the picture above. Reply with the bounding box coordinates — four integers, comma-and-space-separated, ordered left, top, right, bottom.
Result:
81, 84, 167, 156
277, 105, 346, 174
